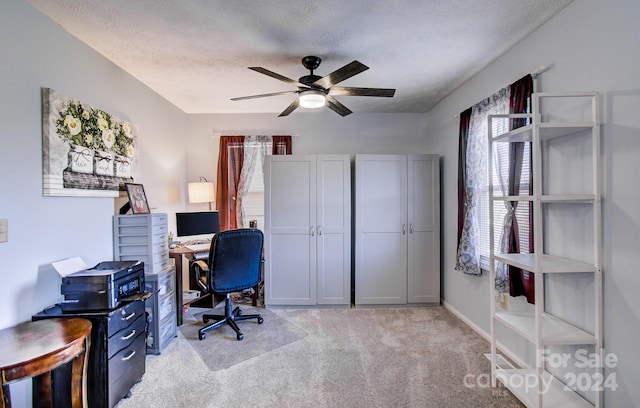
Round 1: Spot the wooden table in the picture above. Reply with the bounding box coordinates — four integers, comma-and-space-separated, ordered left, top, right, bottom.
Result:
169, 246, 215, 326
0, 318, 92, 408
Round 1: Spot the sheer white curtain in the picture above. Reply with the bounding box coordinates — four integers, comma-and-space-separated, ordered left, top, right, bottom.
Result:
235, 135, 271, 228
455, 87, 510, 276
492, 124, 523, 292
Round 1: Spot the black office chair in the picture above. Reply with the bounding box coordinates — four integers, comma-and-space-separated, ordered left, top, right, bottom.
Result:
191, 228, 264, 341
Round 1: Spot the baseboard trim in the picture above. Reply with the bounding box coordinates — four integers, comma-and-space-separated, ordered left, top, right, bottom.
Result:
442, 300, 529, 369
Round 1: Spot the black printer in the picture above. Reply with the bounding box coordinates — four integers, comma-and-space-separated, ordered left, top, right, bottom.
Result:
60, 260, 145, 312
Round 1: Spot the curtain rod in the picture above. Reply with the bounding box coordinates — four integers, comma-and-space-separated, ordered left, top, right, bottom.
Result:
531, 65, 550, 93
530, 65, 549, 77
453, 66, 549, 117
212, 132, 300, 138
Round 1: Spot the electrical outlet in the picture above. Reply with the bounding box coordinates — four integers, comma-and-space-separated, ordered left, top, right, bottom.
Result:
0, 219, 7, 243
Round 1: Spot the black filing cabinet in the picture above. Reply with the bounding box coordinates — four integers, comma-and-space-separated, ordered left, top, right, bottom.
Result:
33, 300, 147, 408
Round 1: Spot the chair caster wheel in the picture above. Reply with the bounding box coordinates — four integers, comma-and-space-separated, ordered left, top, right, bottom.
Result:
237, 309, 243, 316
258, 317, 264, 324
203, 317, 209, 323
237, 333, 244, 341
199, 332, 206, 340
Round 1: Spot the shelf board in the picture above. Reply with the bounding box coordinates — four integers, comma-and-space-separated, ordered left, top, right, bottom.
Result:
495, 369, 594, 408
491, 195, 534, 202
539, 123, 595, 141
493, 253, 597, 273
494, 311, 596, 346
541, 195, 596, 203
491, 194, 595, 203
492, 124, 534, 143
491, 122, 595, 143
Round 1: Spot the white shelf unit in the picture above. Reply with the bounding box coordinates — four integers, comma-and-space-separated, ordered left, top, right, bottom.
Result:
488, 92, 602, 408
113, 213, 176, 354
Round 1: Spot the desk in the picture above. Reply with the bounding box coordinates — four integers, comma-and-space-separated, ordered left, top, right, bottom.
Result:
169, 246, 215, 326
0, 318, 92, 408
170, 245, 260, 326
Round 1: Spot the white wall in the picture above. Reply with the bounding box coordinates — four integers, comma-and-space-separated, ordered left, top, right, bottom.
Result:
186, 111, 429, 182
425, 0, 639, 406
0, 2, 188, 402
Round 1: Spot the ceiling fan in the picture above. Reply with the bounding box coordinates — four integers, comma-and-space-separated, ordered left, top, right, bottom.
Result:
231, 56, 395, 117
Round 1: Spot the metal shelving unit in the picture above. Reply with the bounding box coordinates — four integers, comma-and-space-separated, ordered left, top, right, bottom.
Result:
488, 92, 602, 407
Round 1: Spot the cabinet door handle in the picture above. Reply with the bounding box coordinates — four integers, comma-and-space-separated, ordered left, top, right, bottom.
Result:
122, 312, 136, 321
410, 223, 414, 234
402, 224, 406, 235
122, 350, 136, 361
121, 329, 136, 341
310, 226, 315, 236
317, 225, 322, 236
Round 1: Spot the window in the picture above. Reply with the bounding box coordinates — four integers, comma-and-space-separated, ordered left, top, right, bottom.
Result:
236, 138, 271, 231
242, 146, 266, 231
456, 79, 533, 277
475, 116, 532, 270
217, 135, 290, 232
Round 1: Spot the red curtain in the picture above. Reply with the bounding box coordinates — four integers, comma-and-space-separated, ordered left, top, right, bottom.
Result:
216, 136, 244, 231
216, 135, 291, 231
508, 74, 535, 303
457, 108, 473, 247
272, 135, 292, 155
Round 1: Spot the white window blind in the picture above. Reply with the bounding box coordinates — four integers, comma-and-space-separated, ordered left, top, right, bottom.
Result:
479, 118, 532, 269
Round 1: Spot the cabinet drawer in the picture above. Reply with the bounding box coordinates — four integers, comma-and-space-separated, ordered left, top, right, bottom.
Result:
118, 253, 170, 273
115, 213, 167, 227
107, 300, 145, 336
108, 331, 146, 408
159, 314, 177, 349
158, 292, 175, 321
156, 271, 175, 296
108, 313, 146, 359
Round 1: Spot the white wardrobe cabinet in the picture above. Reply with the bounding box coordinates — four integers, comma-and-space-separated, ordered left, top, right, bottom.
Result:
264, 155, 351, 306
354, 154, 440, 305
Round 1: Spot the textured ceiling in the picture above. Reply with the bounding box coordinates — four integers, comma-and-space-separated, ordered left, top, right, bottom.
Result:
27, 0, 572, 115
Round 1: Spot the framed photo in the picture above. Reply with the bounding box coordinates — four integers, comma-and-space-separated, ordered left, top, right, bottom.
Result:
125, 183, 150, 214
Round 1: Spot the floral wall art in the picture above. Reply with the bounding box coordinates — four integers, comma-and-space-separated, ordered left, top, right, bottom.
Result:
42, 88, 138, 197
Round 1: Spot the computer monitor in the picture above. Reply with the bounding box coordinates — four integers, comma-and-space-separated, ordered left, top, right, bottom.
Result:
175, 211, 220, 239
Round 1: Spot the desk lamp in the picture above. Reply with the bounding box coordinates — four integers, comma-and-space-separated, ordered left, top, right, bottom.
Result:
188, 176, 215, 211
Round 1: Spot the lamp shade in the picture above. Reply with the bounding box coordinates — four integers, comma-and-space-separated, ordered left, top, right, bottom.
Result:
299, 89, 326, 108
188, 182, 215, 205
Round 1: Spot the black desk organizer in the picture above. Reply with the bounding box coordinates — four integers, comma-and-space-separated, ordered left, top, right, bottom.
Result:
33, 299, 147, 408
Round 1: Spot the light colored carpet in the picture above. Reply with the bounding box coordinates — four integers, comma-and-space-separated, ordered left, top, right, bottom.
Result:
116, 306, 524, 408
179, 305, 308, 371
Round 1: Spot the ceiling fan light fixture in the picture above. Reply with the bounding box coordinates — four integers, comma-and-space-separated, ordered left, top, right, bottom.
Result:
299, 89, 326, 108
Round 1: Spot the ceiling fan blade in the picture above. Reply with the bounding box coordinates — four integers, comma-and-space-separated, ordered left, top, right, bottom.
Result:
328, 87, 396, 98
249, 67, 309, 88
278, 98, 300, 117
231, 90, 299, 101
313, 61, 369, 89
325, 95, 352, 117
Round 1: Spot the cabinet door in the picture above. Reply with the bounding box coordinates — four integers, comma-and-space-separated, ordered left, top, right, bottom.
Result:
407, 155, 440, 304
316, 155, 351, 305
355, 155, 407, 304
264, 155, 317, 305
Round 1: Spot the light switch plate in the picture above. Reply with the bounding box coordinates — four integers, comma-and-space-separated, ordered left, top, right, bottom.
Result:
0, 219, 7, 243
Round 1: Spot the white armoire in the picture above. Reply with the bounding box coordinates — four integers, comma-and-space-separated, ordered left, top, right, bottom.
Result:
264, 154, 351, 306
354, 154, 440, 305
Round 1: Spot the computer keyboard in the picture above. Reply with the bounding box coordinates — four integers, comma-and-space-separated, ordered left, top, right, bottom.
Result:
193, 251, 209, 260
185, 243, 211, 252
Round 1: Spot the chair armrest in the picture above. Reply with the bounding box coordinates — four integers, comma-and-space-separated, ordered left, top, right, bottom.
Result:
190, 260, 210, 293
